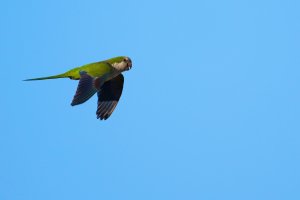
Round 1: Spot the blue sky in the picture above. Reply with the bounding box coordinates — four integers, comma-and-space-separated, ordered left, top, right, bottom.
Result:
1, 0, 300, 199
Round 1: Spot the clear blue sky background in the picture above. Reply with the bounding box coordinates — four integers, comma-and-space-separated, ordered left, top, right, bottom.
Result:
1, 0, 300, 199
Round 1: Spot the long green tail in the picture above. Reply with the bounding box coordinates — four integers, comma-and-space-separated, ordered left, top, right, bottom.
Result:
23, 73, 68, 81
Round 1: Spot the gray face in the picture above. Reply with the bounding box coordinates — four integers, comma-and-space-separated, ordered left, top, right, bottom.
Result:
111, 57, 133, 72
123, 57, 132, 71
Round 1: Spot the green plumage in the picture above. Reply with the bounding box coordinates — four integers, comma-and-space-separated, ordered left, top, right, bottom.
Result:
24, 56, 132, 120
24, 56, 126, 81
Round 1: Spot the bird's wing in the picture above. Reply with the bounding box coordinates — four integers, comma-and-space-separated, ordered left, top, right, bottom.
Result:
71, 71, 107, 106
96, 74, 124, 120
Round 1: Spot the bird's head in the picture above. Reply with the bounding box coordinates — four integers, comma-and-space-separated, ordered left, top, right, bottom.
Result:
106, 56, 132, 72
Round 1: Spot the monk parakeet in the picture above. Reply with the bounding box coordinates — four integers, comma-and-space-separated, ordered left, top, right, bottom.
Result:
24, 56, 132, 120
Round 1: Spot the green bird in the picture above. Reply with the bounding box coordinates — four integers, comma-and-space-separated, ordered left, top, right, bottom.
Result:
24, 56, 132, 120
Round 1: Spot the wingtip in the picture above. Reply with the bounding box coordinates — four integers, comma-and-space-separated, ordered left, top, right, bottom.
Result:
96, 113, 110, 120
96, 114, 106, 120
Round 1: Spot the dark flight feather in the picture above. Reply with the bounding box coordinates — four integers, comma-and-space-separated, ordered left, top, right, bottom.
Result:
71, 71, 98, 106
96, 74, 124, 120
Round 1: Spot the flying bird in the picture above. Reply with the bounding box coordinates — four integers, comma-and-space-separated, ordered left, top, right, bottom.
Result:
24, 56, 132, 120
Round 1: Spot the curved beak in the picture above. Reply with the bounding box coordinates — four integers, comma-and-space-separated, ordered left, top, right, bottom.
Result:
127, 58, 132, 70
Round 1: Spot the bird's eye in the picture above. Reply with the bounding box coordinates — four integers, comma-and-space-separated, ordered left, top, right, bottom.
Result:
123, 58, 127, 62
